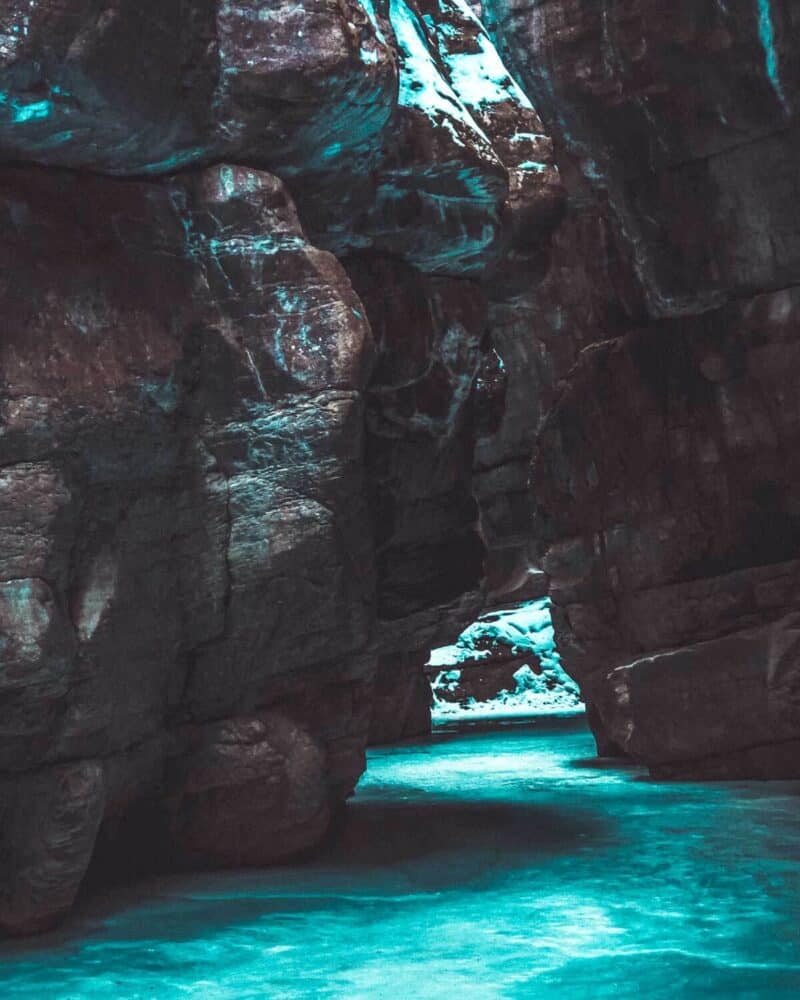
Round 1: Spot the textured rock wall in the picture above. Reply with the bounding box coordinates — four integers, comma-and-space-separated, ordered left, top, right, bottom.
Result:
484, 0, 800, 777
11, 0, 796, 939
0, 0, 560, 933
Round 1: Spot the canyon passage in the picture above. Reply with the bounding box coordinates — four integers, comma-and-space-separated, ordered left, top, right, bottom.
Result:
1, 0, 800, 992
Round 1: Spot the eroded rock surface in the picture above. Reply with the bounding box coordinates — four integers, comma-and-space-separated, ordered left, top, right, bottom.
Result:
0, 0, 560, 933
484, 0, 800, 776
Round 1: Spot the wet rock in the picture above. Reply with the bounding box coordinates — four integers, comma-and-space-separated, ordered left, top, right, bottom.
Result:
307, 0, 563, 277
429, 657, 527, 705
348, 253, 487, 623
486, 0, 800, 311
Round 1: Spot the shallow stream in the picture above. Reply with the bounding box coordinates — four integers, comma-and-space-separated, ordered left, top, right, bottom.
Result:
2, 717, 799, 998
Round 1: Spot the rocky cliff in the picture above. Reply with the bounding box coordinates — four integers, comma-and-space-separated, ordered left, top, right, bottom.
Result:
483, 0, 800, 778
5, 0, 800, 939
0, 0, 561, 933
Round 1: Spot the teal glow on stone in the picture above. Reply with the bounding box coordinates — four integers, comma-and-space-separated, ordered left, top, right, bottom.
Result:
0, 92, 52, 123
757, 0, 789, 111
13, 100, 51, 123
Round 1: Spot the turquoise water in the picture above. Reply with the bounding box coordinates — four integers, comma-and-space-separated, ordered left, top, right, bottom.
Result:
2, 717, 799, 998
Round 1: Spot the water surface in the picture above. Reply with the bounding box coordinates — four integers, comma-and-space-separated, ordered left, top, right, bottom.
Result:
2, 717, 799, 998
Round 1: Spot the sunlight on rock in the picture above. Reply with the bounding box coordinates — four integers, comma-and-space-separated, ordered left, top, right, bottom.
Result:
429, 599, 584, 721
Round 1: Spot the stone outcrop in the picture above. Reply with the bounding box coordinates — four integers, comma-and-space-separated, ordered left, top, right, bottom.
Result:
484, 0, 800, 776
427, 597, 581, 714
0, 0, 560, 933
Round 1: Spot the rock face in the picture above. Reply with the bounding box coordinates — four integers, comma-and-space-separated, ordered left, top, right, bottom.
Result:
0, 1, 560, 933
368, 652, 432, 745
484, 0, 800, 776
9, 0, 797, 939
427, 597, 582, 715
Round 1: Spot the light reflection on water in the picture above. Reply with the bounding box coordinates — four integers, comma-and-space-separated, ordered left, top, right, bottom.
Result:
2, 716, 799, 998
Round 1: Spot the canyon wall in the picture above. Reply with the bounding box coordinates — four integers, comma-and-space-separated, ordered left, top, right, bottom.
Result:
0, 0, 560, 933
5, 0, 799, 939
484, 0, 800, 777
